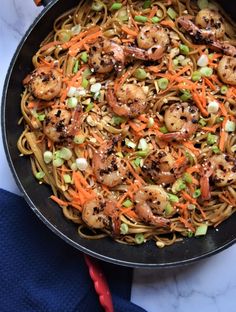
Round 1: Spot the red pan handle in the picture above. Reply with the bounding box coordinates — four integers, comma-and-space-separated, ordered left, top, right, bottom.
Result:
34, 0, 52, 6
84, 255, 114, 312
34, 0, 42, 5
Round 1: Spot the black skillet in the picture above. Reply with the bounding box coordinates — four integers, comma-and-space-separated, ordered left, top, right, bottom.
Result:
2, 0, 236, 268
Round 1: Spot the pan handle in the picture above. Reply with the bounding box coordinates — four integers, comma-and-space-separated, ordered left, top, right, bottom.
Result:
34, 0, 53, 6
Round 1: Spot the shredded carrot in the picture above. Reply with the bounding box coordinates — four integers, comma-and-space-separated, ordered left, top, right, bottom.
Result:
219, 116, 228, 151
186, 165, 200, 174
121, 25, 138, 37
191, 91, 209, 117
160, 20, 175, 28
114, 70, 131, 93
50, 195, 68, 207
129, 121, 147, 132
137, 114, 148, 123
124, 160, 145, 185
40, 41, 61, 52
183, 142, 200, 156
201, 125, 219, 132
91, 131, 105, 144
149, 6, 157, 18
201, 79, 206, 107
204, 77, 216, 91
173, 156, 186, 168
219, 102, 228, 117
69, 30, 102, 56
181, 191, 197, 204
179, 217, 195, 232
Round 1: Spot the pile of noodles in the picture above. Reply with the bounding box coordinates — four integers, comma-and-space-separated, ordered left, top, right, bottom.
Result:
18, 0, 236, 248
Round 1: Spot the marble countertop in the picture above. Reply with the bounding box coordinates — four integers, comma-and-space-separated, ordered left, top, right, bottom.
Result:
1, 1, 236, 311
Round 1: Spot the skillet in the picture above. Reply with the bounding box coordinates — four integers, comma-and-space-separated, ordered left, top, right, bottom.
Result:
2, 0, 236, 268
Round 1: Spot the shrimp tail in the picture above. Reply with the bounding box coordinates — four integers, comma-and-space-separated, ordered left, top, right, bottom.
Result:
107, 88, 129, 116
200, 176, 211, 201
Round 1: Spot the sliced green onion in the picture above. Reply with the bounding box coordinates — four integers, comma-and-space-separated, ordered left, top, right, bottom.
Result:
198, 118, 207, 127
85, 102, 94, 112
43, 151, 53, 164
156, 241, 165, 248
71, 25, 81, 35
63, 174, 72, 184
172, 178, 186, 193
92, 0, 104, 11
207, 133, 218, 145
80, 52, 88, 63
35, 171, 45, 180
180, 90, 192, 101
143, 0, 151, 9
187, 231, 193, 238
70, 162, 78, 171
193, 188, 201, 198
195, 224, 208, 236
90, 82, 102, 93
112, 115, 126, 125
123, 199, 133, 208
167, 7, 177, 19
111, 2, 122, 10
199, 66, 213, 77
164, 203, 174, 215
117, 7, 129, 21
37, 114, 45, 121
81, 78, 89, 89
183, 172, 192, 184
134, 15, 148, 23
53, 158, 64, 167
134, 157, 142, 167
151, 16, 160, 23
179, 44, 189, 55
59, 147, 72, 160
67, 97, 78, 108
135, 233, 145, 244
215, 116, 224, 123
137, 150, 149, 157
211, 145, 220, 154
173, 58, 179, 67
73, 60, 79, 74
58, 30, 71, 42
225, 120, 236, 132
120, 223, 129, 235
159, 126, 168, 134
82, 68, 92, 79
157, 78, 169, 90
191, 71, 202, 81
138, 138, 148, 150
220, 85, 228, 95
134, 68, 147, 80
167, 193, 179, 203
73, 135, 86, 144
125, 138, 136, 149
188, 204, 196, 210
197, 0, 209, 10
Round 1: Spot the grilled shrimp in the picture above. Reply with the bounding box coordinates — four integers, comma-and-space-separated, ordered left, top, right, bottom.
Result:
217, 56, 236, 85
134, 185, 171, 227
44, 108, 71, 142
177, 16, 236, 57
92, 141, 128, 188
200, 154, 236, 200
124, 25, 169, 61
107, 84, 147, 118
82, 197, 120, 234
195, 9, 225, 39
23, 66, 62, 101
142, 150, 187, 185
89, 38, 125, 73
161, 103, 199, 141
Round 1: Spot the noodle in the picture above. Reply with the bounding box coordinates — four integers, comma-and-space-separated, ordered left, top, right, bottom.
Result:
18, 0, 236, 248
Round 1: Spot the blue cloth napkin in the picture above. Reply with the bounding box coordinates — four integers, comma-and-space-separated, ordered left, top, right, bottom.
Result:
0, 188, 146, 312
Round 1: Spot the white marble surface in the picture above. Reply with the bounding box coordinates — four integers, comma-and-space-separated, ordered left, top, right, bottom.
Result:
0, 1, 236, 311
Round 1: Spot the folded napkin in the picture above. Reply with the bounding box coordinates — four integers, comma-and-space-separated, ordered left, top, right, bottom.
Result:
0, 189, 146, 312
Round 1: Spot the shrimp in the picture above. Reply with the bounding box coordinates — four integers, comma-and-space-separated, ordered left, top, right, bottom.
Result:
44, 108, 71, 142
88, 38, 125, 73
124, 25, 169, 61
107, 84, 147, 118
195, 9, 225, 39
82, 197, 120, 234
200, 154, 236, 199
161, 103, 199, 141
177, 16, 236, 57
23, 66, 62, 101
142, 150, 187, 185
92, 141, 128, 188
217, 56, 236, 85
134, 185, 171, 227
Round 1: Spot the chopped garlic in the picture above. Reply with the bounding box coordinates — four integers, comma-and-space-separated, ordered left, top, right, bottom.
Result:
76, 158, 88, 171
207, 100, 219, 114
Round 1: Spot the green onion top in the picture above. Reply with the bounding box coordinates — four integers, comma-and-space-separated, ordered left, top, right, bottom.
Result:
134, 15, 148, 23
73, 60, 79, 73
80, 52, 88, 63
111, 2, 122, 10
135, 233, 145, 244
120, 223, 129, 235
179, 44, 190, 55
35, 171, 45, 180
134, 68, 147, 80
195, 223, 208, 236
123, 199, 133, 208
167, 7, 177, 19
193, 188, 201, 198
158, 78, 169, 90
143, 0, 151, 9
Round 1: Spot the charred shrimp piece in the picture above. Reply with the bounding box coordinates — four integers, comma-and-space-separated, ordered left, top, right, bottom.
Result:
82, 197, 120, 234
142, 150, 187, 185
217, 56, 236, 85
161, 103, 199, 142
23, 66, 62, 101
124, 25, 169, 61
107, 84, 147, 118
134, 185, 171, 227
89, 38, 125, 73
92, 141, 128, 188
